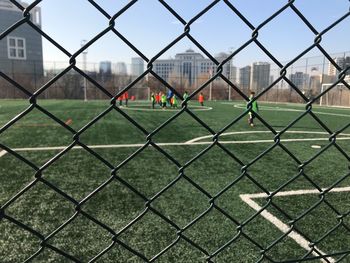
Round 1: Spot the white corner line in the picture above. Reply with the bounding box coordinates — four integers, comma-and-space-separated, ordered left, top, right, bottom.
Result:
238, 187, 350, 263
0, 150, 7, 158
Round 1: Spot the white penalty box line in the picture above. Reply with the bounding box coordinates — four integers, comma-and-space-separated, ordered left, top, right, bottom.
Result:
240, 186, 350, 263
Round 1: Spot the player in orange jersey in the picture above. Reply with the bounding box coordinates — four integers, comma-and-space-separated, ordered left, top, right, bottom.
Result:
198, 92, 204, 106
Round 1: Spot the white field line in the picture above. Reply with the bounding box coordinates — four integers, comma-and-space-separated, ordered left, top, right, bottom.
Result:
239, 186, 350, 263
228, 104, 350, 118
217, 137, 350, 144
222, 101, 350, 110
185, 130, 350, 144
264, 101, 350, 110
1, 136, 350, 156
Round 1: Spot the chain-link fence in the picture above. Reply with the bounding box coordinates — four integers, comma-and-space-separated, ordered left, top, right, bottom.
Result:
1, 0, 350, 262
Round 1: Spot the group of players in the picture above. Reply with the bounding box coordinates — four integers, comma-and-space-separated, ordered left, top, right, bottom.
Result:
117, 91, 132, 107
149, 89, 258, 127
150, 90, 205, 109
118, 89, 258, 127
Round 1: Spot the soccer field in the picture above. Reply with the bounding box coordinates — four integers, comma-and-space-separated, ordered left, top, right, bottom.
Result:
1, 99, 350, 262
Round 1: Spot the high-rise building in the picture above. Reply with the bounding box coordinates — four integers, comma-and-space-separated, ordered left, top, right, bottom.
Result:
215, 52, 238, 84
131, 57, 144, 76
217, 53, 238, 83
115, 62, 127, 75
99, 61, 112, 75
229, 66, 238, 85
239, 66, 251, 92
343, 58, 349, 75
0, 0, 43, 77
250, 62, 270, 92
289, 71, 309, 90
328, 57, 350, 77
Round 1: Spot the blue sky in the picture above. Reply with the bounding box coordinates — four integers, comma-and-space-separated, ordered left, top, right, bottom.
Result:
37, 0, 350, 68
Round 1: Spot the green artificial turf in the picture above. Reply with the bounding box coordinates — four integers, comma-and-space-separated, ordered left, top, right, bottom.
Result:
0, 99, 349, 262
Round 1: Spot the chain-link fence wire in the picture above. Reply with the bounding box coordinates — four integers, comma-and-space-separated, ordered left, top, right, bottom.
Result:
1, 0, 350, 262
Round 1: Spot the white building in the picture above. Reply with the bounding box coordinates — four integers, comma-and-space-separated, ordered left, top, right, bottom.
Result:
153, 49, 234, 86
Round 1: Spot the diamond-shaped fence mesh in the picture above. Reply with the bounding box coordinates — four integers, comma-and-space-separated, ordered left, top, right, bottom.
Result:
1, 0, 350, 262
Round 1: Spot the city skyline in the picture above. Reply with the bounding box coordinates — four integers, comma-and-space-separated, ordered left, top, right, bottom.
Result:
36, 0, 350, 68
42, 48, 350, 76
2, 0, 349, 95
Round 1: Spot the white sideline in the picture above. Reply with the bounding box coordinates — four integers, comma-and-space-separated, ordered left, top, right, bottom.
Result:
1, 136, 350, 158
240, 186, 350, 263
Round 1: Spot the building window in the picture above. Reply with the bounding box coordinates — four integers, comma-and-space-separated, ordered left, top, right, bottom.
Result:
7, 37, 26, 60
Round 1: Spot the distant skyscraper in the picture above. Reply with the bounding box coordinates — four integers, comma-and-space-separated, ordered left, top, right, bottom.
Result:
250, 62, 270, 92
230, 65, 238, 84
215, 52, 234, 79
346, 58, 350, 74
99, 61, 112, 75
328, 57, 343, 76
328, 57, 350, 77
289, 71, 309, 90
115, 62, 127, 75
131, 57, 144, 76
239, 66, 251, 92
